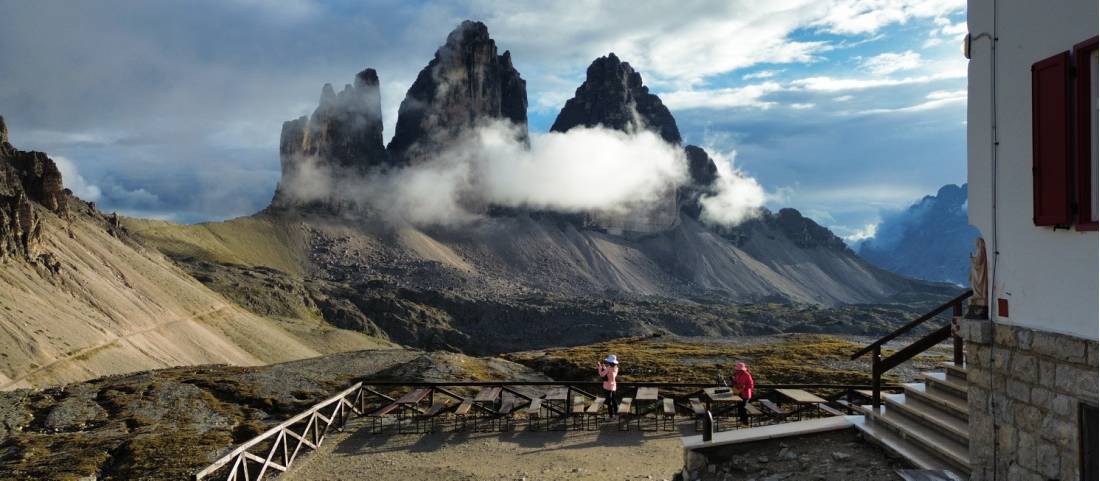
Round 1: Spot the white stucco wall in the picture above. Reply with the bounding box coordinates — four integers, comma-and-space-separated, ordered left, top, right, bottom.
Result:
967, 0, 1099, 341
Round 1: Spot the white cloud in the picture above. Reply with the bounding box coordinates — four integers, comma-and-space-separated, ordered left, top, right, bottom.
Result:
833, 95, 854, 102
52, 156, 102, 202
790, 66, 965, 92
743, 70, 780, 80
860, 88, 966, 114
840, 223, 879, 244
476, 0, 963, 88
811, 0, 966, 35
861, 50, 922, 75
697, 148, 767, 227
661, 82, 783, 110
789, 102, 816, 110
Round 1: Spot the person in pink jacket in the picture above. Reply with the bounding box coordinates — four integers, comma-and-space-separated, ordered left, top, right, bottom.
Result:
597, 354, 620, 419
732, 362, 754, 426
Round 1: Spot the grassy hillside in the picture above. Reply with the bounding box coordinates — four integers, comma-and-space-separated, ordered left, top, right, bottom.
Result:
122, 213, 307, 276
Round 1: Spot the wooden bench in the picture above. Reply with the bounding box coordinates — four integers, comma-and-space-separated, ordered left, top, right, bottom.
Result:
616, 397, 635, 431
661, 398, 676, 430
494, 398, 517, 431
570, 397, 586, 430
453, 399, 474, 431
688, 398, 706, 430
403, 399, 450, 433
366, 401, 401, 432
746, 403, 763, 417
689, 398, 706, 415
526, 398, 544, 430
759, 399, 788, 421
817, 403, 844, 417
583, 397, 605, 430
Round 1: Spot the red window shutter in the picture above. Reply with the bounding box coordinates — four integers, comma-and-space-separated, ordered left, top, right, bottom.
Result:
1075, 37, 1099, 230
1031, 51, 1073, 226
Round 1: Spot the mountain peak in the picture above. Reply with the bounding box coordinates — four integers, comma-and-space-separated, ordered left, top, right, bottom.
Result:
551, 54, 681, 144
387, 20, 528, 165
0, 115, 7, 144
270, 68, 386, 210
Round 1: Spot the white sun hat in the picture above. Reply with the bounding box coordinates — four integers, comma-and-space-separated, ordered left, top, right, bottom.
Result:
604, 354, 619, 364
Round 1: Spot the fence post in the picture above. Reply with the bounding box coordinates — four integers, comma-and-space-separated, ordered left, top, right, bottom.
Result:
702, 411, 714, 442
871, 345, 881, 412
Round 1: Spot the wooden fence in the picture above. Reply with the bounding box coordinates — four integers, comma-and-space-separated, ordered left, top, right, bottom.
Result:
192, 382, 367, 481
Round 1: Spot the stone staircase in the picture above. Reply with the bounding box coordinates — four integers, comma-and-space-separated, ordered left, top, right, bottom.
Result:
851, 362, 971, 479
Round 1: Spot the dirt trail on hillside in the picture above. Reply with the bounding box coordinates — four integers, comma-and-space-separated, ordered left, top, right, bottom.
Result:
286, 419, 686, 481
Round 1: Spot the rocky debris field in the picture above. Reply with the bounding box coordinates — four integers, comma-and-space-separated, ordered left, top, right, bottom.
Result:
0, 349, 545, 481
681, 429, 909, 481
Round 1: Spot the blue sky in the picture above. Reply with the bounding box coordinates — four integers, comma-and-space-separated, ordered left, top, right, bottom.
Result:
0, 0, 968, 241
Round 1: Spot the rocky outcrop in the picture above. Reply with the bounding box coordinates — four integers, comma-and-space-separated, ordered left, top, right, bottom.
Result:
387, 21, 528, 165
551, 53, 681, 145
271, 69, 386, 209
721, 208, 849, 251
679, 145, 719, 218
0, 115, 68, 261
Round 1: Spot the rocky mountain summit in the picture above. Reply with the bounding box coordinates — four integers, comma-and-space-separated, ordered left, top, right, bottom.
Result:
0, 115, 67, 262
387, 20, 528, 165
551, 53, 681, 145
271, 69, 387, 209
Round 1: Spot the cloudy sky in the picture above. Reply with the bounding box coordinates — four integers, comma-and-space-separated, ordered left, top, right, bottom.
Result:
0, 0, 968, 240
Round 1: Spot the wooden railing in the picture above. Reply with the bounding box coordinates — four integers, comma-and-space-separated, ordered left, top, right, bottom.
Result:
851, 289, 973, 411
193, 382, 369, 481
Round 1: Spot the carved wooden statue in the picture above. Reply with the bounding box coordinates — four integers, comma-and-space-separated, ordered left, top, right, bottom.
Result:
967, 237, 989, 319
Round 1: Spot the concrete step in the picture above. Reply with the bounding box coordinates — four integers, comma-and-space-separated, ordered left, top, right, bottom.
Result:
939, 362, 968, 384
862, 404, 971, 477
883, 393, 969, 446
902, 383, 969, 422
920, 372, 968, 402
850, 414, 966, 478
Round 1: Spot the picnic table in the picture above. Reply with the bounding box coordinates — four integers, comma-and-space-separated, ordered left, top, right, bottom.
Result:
775, 388, 829, 419
702, 386, 742, 415
634, 387, 660, 429
395, 388, 432, 414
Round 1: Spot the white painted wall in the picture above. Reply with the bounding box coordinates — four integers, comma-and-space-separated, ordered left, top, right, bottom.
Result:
967, 0, 1099, 340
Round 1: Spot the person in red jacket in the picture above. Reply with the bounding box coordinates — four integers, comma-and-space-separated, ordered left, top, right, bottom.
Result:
732, 362, 754, 426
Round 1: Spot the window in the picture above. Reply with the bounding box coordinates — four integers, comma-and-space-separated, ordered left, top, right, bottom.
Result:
1032, 51, 1073, 226
1080, 401, 1097, 481
1075, 37, 1099, 230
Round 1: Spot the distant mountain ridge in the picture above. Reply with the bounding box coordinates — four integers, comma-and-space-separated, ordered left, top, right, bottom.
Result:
859, 183, 979, 285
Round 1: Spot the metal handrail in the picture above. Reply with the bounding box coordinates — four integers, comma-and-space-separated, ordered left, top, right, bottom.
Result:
850, 289, 972, 360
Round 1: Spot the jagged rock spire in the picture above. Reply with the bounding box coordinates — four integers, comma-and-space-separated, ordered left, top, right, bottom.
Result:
271, 68, 386, 209
387, 20, 528, 165
551, 53, 681, 145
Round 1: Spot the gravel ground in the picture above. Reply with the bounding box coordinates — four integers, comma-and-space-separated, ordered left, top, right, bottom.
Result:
284, 418, 690, 481
686, 429, 910, 481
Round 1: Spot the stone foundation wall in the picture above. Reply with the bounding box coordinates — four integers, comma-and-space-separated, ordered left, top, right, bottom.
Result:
960, 319, 1099, 481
